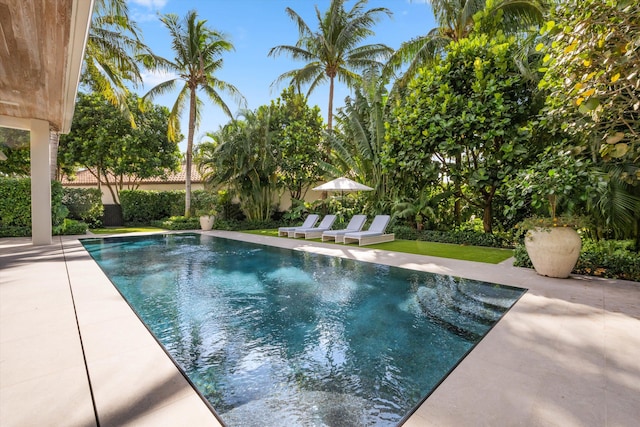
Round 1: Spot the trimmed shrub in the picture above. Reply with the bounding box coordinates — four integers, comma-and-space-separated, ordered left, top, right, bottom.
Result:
151, 216, 200, 230
120, 189, 236, 224
513, 243, 532, 268
0, 177, 31, 232
54, 218, 88, 235
574, 240, 639, 281
0, 226, 31, 238
121, 190, 163, 223
161, 191, 185, 217
51, 181, 65, 228
63, 188, 103, 226
0, 177, 68, 237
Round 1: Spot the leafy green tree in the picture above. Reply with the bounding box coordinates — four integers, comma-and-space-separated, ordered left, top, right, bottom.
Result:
59, 92, 181, 204
199, 109, 279, 222
384, 32, 543, 233
269, 87, 327, 200
140, 10, 246, 217
539, 0, 639, 171
269, 0, 393, 129
386, 0, 546, 89
0, 129, 30, 177
538, 0, 639, 244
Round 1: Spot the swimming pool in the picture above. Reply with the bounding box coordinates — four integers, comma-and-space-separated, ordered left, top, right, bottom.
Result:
82, 233, 525, 426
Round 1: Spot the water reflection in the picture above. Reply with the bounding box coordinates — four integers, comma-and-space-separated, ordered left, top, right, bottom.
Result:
82, 234, 525, 426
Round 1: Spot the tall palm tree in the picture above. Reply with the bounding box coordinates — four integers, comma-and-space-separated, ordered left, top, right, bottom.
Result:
140, 10, 245, 217
53, 0, 144, 179
83, 0, 146, 116
386, 0, 547, 88
269, 0, 393, 129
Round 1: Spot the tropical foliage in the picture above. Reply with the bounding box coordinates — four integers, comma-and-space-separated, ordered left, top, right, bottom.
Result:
385, 31, 543, 233
324, 70, 391, 214
140, 10, 245, 216
537, 0, 640, 244
386, 0, 547, 90
0, 129, 30, 177
539, 0, 639, 173
199, 109, 279, 222
59, 92, 181, 204
269, 0, 393, 129
269, 87, 327, 200
83, 0, 147, 118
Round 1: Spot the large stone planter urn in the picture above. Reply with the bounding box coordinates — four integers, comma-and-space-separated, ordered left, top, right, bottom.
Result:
524, 227, 582, 278
199, 215, 215, 231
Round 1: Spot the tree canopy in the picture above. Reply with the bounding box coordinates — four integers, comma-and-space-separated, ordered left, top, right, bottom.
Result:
59, 92, 181, 204
269, 87, 327, 201
386, 0, 547, 91
539, 0, 639, 183
384, 31, 543, 233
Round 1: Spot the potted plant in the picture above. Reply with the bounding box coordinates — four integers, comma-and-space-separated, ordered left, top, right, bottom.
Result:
519, 214, 588, 278
196, 191, 218, 231
509, 147, 593, 278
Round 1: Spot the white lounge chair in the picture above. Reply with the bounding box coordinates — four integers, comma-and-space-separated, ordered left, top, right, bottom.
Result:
321, 215, 367, 243
342, 215, 394, 246
293, 215, 338, 239
278, 214, 319, 237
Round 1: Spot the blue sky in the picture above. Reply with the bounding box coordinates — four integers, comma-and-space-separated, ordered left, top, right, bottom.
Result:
126, 0, 436, 150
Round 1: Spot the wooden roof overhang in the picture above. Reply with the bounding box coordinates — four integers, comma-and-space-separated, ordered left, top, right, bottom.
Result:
0, 0, 93, 133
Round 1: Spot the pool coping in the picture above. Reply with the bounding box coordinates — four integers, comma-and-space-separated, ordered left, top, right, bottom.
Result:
1, 230, 639, 426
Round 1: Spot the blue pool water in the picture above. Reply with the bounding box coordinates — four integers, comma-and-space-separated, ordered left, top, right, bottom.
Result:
82, 233, 525, 426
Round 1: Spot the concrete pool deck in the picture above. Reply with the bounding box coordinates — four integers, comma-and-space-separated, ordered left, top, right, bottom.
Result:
1, 230, 638, 426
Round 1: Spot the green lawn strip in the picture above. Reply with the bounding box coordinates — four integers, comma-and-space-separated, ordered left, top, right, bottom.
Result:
90, 226, 166, 234
362, 240, 513, 264
242, 229, 280, 237
240, 229, 513, 264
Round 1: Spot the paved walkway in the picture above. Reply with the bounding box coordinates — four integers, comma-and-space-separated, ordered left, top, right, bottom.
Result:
1, 231, 638, 426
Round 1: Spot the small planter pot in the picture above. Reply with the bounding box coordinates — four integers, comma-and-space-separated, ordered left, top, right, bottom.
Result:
524, 227, 581, 279
199, 215, 215, 231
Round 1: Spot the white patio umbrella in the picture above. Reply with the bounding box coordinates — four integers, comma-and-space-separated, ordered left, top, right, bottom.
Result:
312, 177, 373, 201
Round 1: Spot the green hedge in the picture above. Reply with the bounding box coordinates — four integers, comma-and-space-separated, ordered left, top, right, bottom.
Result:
150, 216, 200, 230
0, 177, 69, 237
54, 218, 89, 235
514, 238, 639, 282
120, 189, 213, 223
0, 177, 31, 231
63, 188, 103, 227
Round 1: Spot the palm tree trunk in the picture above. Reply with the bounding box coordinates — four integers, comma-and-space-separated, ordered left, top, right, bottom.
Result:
327, 75, 334, 130
185, 87, 196, 217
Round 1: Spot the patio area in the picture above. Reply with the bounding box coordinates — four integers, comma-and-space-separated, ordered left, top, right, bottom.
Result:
1, 231, 639, 426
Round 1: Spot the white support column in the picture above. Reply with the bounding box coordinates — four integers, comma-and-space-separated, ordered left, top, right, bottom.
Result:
30, 119, 52, 245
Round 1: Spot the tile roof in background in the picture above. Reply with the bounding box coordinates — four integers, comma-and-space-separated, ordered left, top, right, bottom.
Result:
61, 164, 205, 185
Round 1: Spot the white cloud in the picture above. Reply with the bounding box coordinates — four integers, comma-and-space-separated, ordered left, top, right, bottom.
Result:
128, 0, 168, 9
131, 11, 159, 23
141, 69, 179, 88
